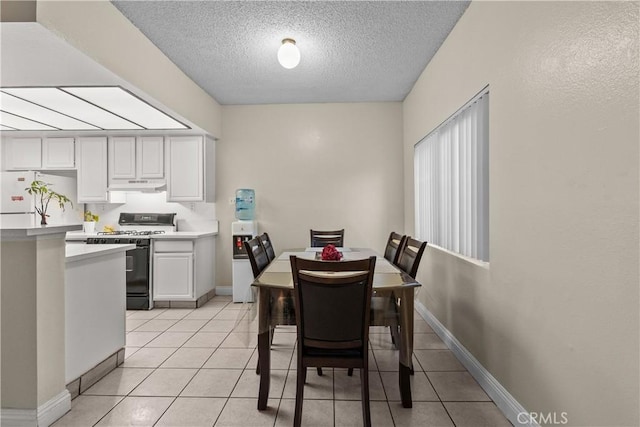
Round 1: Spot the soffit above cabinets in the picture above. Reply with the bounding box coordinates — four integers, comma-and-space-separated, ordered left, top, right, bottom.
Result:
0, 22, 199, 135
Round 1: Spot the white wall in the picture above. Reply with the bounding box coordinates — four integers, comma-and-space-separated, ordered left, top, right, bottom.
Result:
403, 2, 639, 425
217, 102, 403, 286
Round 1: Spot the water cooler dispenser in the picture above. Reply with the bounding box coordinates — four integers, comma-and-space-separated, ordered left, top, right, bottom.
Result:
232, 189, 257, 302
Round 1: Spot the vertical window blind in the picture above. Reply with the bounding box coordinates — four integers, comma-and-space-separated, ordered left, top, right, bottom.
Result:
414, 90, 489, 262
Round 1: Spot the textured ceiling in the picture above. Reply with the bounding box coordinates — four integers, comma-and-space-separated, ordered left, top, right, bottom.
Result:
112, 1, 469, 105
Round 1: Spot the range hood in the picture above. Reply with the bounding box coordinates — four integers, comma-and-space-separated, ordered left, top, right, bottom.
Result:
107, 180, 166, 192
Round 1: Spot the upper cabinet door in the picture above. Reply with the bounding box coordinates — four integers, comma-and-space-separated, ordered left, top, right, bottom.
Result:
167, 136, 203, 202
137, 136, 164, 179
4, 138, 42, 170
77, 137, 108, 202
43, 137, 75, 169
108, 137, 136, 180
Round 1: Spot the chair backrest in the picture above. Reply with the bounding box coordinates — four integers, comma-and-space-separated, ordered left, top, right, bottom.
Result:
383, 232, 406, 265
259, 232, 276, 262
290, 256, 376, 350
244, 236, 270, 279
310, 229, 345, 247
396, 237, 427, 279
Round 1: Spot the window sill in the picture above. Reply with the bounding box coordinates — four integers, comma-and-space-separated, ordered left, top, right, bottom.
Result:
428, 244, 490, 269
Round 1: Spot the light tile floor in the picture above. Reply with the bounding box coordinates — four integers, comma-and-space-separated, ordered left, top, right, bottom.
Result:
53, 296, 512, 426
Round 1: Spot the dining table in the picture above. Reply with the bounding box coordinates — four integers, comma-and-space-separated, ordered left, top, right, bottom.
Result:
250, 247, 422, 410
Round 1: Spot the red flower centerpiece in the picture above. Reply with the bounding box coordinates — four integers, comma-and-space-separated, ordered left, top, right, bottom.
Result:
321, 244, 343, 261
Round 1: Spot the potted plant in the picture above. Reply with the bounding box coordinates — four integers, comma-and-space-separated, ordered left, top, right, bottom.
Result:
25, 180, 72, 226
83, 210, 99, 233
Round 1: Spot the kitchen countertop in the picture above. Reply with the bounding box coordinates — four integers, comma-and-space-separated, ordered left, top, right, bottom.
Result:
2, 224, 82, 239
65, 230, 218, 241
66, 243, 136, 263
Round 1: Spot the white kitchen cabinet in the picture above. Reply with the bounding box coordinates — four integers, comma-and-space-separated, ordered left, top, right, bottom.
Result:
109, 136, 164, 182
43, 137, 75, 169
153, 240, 194, 300
4, 137, 42, 170
137, 136, 164, 178
77, 137, 109, 202
152, 235, 216, 304
108, 137, 136, 179
166, 135, 214, 202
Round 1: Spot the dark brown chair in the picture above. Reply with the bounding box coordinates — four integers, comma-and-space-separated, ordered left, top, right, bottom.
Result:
244, 237, 270, 279
383, 232, 406, 265
258, 232, 276, 262
396, 237, 428, 279
310, 229, 345, 247
290, 255, 376, 427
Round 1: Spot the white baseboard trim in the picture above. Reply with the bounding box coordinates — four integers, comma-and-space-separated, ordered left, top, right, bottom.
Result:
0, 408, 36, 427
215, 286, 232, 296
1, 390, 71, 427
38, 390, 71, 427
414, 300, 537, 427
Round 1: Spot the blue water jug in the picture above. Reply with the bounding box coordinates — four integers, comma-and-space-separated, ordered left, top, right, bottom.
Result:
235, 189, 255, 220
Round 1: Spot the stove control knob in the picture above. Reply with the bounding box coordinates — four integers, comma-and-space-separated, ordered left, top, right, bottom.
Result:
136, 239, 143, 245
100, 238, 107, 244
114, 238, 120, 244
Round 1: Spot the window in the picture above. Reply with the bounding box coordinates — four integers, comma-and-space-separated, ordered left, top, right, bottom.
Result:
414, 90, 489, 262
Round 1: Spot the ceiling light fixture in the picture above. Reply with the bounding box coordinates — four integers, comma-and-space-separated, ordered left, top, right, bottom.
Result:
277, 38, 300, 69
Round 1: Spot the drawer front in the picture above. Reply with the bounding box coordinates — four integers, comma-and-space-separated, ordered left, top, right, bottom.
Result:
153, 240, 193, 252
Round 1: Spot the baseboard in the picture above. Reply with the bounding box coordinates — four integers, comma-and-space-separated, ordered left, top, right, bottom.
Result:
414, 300, 537, 427
215, 286, 232, 296
38, 390, 71, 427
1, 389, 71, 427
0, 408, 36, 427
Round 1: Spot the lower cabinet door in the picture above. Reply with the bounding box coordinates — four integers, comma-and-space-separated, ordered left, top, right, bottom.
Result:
153, 252, 194, 299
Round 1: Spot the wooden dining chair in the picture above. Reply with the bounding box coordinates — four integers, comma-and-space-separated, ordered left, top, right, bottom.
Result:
247, 235, 295, 374
244, 236, 270, 279
290, 255, 376, 427
310, 229, 345, 247
383, 232, 406, 265
396, 236, 428, 279
258, 232, 276, 262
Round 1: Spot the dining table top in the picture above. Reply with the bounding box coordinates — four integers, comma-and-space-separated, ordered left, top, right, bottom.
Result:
251, 247, 421, 291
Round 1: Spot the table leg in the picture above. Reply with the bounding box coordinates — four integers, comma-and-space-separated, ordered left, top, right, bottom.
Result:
257, 289, 271, 410
257, 331, 271, 410
398, 289, 415, 408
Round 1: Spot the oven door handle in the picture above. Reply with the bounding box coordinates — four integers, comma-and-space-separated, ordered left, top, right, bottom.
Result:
125, 246, 149, 272
125, 255, 134, 272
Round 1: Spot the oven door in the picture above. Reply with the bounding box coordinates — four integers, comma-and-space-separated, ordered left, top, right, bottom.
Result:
126, 246, 150, 307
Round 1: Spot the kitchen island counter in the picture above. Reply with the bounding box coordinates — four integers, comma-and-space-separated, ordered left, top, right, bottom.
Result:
3, 223, 81, 239
65, 242, 131, 395
65, 243, 136, 262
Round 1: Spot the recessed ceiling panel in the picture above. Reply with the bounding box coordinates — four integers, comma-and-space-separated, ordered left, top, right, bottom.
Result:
2, 87, 143, 130
62, 86, 187, 129
0, 91, 100, 130
0, 111, 57, 130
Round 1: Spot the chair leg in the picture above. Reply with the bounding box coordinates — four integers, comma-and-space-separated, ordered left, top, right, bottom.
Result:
348, 368, 354, 376
302, 367, 307, 384
360, 368, 371, 427
255, 359, 260, 375
294, 366, 305, 427
316, 367, 323, 376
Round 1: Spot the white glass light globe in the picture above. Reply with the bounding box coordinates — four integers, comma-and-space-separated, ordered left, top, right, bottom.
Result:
277, 39, 300, 69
